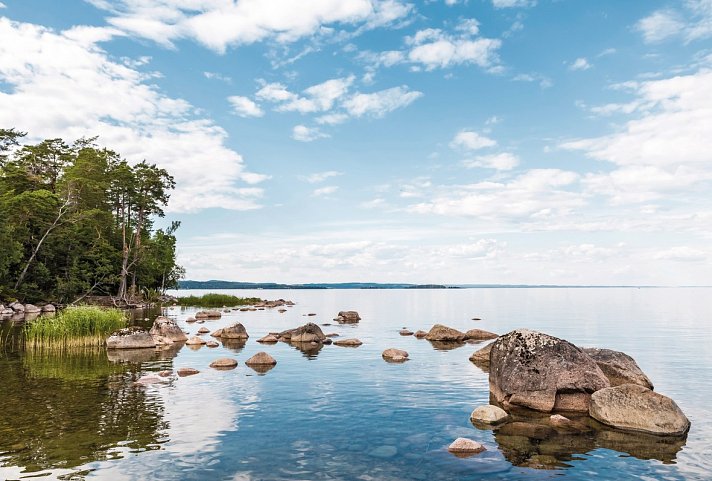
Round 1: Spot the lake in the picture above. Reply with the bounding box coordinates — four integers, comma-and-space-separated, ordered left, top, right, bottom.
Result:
1, 288, 711, 480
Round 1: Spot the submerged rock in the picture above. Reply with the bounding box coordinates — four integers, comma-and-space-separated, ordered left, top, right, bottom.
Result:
334, 311, 361, 323
583, 347, 654, 390
149, 316, 188, 342
382, 348, 409, 362
489, 329, 609, 413
399, 329, 414, 336
414, 330, 428, 338
206, 340, 219, 348
424, 324, 466, 342
106, 327, 156, 349
589, 384, 690, 436
470, 405, 509, 425
221, 322, 249, 339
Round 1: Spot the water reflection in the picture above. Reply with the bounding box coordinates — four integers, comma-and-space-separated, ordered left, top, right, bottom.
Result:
221, 339, 247, 353
0, 348, 167, 474
427, 340, 467, 351
289, 341, 323, 358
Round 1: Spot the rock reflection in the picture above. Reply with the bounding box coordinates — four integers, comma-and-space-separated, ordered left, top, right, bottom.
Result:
221, 339, 247, 353
0, 348, 167, 474
427, 340, 467, 351
247, 364, 276, 375
289, 341, 323, 358
482, 409, 687, 469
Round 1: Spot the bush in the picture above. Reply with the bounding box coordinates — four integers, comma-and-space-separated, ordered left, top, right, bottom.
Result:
25, 305, 128, 348
177, 293, 261, 308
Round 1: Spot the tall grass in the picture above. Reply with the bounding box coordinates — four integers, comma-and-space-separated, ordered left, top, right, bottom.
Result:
25, 306, 128, 348
177, 293, 262, 308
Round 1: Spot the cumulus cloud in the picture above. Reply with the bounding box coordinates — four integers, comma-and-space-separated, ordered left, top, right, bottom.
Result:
292, 124, 329, 142
450, 130, 497, 151
311, 185, 339, 196
406, 23, 502, 70
569, 57, 592, 71
228, 95, 264, 117
0, 17, 265, 212
636, 1, 712, 43
301, 171, 343, 183
464, 152, 519, 170
85, 0, 414, 53
342, 86, 422, 117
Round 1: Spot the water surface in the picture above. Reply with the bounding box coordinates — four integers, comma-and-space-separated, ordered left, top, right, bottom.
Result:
1, 288, 710, 480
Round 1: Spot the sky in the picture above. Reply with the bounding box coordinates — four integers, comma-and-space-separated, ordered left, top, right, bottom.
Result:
0, 0, 711, 285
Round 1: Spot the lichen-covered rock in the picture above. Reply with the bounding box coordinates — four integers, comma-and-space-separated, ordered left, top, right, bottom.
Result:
464, 329, 498, 341
583, 348, 654, 390
489, 329, 610, 413
149, 316, 188, 342
589, 384, 690, 436
106, 327, 156, 349
424, 324, 466, 342
334, 338, 362, 347
280, 322, 325, 343
245, 352, 277, 366
470, 405, 509, 425
195, 310, 222, 320
382, 348, 409, 362
221, 322, 249, 339
335, 311, 361, 323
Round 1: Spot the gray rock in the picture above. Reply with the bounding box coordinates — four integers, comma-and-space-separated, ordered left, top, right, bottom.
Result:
470, 405, 509, 425
489, 329, 610, 413
589, 384, 690, 436
24, 304, 41, 314
9, 302, 25, 312
424, 324, 466, 342
583, 347, 654, 390
448, 438, 486, 455
41, 304, 56, 312
149, 316, 188, 342
281, 322, 325, 343
106, 327, 156, 349
469, 343, 493, 369
335, 311, 361, 323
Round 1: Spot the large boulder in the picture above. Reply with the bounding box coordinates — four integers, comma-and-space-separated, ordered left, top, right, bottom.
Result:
245, 352, 277, 366
9, 302, 25, 312
149, 316, 188, 342
195, 310, 222, 320
106, 327, 156, 349
221, 322, 249, 339
281, 322, 325, 343
489, 329, 610, 413
335, 311, 361, 323
583, 348, 653, 390
41, 304, 56, 313
424, 324, 466, 342
464, 329, 498, 341
589, 384, 690, 436
24, 304, 41, 314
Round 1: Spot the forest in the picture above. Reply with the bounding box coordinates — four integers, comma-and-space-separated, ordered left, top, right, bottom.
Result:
0, 128, 183, 304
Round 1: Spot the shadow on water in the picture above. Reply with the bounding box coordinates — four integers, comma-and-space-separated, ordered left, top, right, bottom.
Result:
0, 347, 169, 475
478, 407, 687, 470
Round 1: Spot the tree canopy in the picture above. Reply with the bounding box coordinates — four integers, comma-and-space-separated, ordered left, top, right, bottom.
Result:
0, 129, 183, 304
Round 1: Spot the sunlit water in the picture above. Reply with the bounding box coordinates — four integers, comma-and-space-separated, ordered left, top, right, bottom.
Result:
1, 288, 711, 480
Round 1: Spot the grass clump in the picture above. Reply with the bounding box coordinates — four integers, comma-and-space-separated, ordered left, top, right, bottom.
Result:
177, 293, 262, 308
25, 306, 128, 348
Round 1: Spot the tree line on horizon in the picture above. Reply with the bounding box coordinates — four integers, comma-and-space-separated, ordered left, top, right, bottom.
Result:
0, 128, 184, 304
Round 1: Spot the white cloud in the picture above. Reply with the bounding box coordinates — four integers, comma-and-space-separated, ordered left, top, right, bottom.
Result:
407, 27, 502, 70
636, 1, 712, 43
636, 10, 684, 43
279, 76, 355, 113
450, 130, 497, 151
439, 239, 504, 259
0, 2, 6, 8
204, 71, 232, 82
311, 185, 339, 197
653, 246, 708, 262
227, 95, 264, 117
492, 0, 536, 8
464, 152, 519, 170
301, 171, 343, 183
292, 124, 329, 142
86, 0, 414, 53
315, 113, 349, 125
0, 17, 264, 213
342, 86, 422, 117
569, 57, 592, 71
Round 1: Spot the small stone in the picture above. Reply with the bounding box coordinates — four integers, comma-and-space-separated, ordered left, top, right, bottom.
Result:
185, 336, 206, 345
333, 338, 362, 347
210, 358, 238, 369
448, 438, 486, 455
470, 405, 509, 425
278, 309, 287, 313
177, 367, 200, 377
195, 310, 222, 320
257, 334, 279, 343
399, 329, 414, 336
185, 317, 197, 323
307, 313, 317, 316
382, 348, 409, 362
206, 340, 220, 348
197, 327, 210, 334
325, 332, 340, 337
414, 330, 428, 338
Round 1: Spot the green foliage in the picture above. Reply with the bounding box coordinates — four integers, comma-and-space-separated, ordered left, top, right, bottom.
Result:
24, 306, 128, 348
177, 293, 262, 308
0, 130, 183, 303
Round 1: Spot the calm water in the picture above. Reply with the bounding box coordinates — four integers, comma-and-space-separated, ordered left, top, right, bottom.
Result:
1, 288, 711, 480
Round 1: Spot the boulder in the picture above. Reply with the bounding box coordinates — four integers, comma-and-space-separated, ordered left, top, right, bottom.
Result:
221, 322, 249, 339
382, 348, 409, 362
334, 338, 362, 347
41, 304, 56, 313
464, 329, 498, 341
469, 343, 493, 368
583, 347, 653, 390
185, 336, 206, 346
106, 327, 156, 349
257, 334, 279, 343
185, 317, 197, 323
177, 367, 199, 377
206, 340, 219, 348
197, 327, 210, 334
335, 311, 361, 323
470, 405, 509, 425
414, 330, 428, 338
0, 308, 13, 316
245, 352, 277, 366
195, 310, 222, 320
489, 329, 610, 413
589, 384, 690, 436
149, 316, 188, 342
210, 328, 223, 337
210, 357, 238, 369
281, 322, 325, 343
424, 324, 466, 342
9, 302, 25, 312
24, 304, 41, 314
447, 438, 486, 455
399, 329, 414, 336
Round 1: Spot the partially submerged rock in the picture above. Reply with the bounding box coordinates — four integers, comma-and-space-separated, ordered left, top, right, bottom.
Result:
464, 328, 498, 341
195, 310, 222, 320
210, 328, 223, 337
334, 311, 361, 323
589, 384, 690, 436
333, 338, 362, 347
281, 322, 325, 343
424, 324, 466, 342
221, 322, 249, 339
447, 437, 486, 456
106, 327, 156, 349
24, 304, 41, 314
177, 367, 199, 377
414, 330, 428, 338
210, 358, 238, 369
197, 327, 210, 334
471, 405, 509, 425
185, 336, 206, 346
399, 329, 414, 336
382, 348, 409, 362
469, 343, 493, 370
206, 340, 219, 348
257, 334, 279, 343
583, 347, 654, 390
489, 329, 609, 413
245, 352, 277, 366
149, 316, 188, 342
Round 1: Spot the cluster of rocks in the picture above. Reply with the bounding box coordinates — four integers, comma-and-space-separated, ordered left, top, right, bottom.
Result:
253, 299, 294, 308
0, 302, 56, 317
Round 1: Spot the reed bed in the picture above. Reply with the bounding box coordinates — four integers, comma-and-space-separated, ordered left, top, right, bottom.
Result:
24, 306, 128, 348
177, 293, 261, 307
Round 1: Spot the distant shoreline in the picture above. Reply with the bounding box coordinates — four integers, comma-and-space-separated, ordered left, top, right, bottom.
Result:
177, 281, 711, 290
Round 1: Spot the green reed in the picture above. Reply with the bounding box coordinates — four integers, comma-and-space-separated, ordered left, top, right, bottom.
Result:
177, 293, 261, 307
24, 306, 128, 348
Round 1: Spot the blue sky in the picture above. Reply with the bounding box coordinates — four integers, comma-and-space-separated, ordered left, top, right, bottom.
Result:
1, 0, 711, 284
